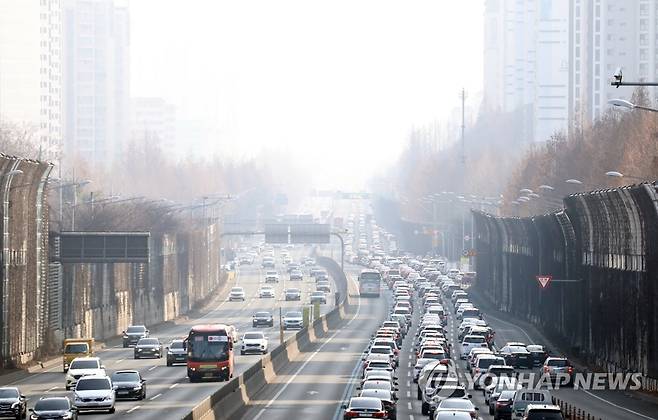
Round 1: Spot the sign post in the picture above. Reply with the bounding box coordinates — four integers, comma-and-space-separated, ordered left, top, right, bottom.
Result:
536, 275, 552, 289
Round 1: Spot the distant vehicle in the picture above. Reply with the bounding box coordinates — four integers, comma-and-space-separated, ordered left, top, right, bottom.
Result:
122, 325, 149, 348
284, 288, 301, 301
261, 257, 275, 268
166, 339, 187, 366
29, 397, 77, 420
543, 357, 574, 384
527, 345, 549, 366
73, 375, 115, 413
252, 311, 274, 327
240, 331, 268, 355
359, 270, 382, 297
65, 357, 105, 390
289, 270, 303, 281
134, 338, 163, 359
310, 291, 327, 304
283, 311, 303, 330
186, 324, 234, 382
258, 285, 275, 298
111, 370, 146, 400
62, 338, 94, 372
265, 271, 279, 283
512, 389, 553, 418
238, 256, 252, 265
229, 286, 246, 301
0, 387, 26, 419
522, 404, 564, 420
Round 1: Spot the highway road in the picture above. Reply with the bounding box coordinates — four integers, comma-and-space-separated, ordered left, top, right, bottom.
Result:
237, 264, 391, 420
0, 246, 337, 419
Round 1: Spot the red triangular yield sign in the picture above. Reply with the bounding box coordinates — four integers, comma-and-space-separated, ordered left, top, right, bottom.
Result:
536, 275, 552, 289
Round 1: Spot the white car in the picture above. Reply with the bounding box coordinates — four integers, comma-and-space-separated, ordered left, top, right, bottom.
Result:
259, 286, 275, 298
229, 286, 245, 301
460, 335, 489, 359
240, 331, 268, 355
73, 375, 115, 413
65, 357, 106, 390
283, 311, 303, 330
264, 271, 279, 283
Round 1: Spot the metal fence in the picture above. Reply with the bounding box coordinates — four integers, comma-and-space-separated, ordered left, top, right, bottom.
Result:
474, 182, 658, 380
0, 155, 53, 367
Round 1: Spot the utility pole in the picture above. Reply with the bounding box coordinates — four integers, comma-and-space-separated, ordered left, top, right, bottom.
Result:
461, 88, 466, 165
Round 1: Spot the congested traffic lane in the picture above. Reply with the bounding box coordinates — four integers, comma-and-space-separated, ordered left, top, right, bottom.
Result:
0, 247, 338, 419
237, 264, 391, 420
391, 284, 658, 420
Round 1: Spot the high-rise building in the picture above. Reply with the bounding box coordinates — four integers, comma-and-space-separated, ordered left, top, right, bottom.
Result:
62, 0, 129, 167
0, 0, 63, 161
130, 97, 176, 151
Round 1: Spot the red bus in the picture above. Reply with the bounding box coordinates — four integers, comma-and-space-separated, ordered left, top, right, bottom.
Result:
186, 324, 235, 382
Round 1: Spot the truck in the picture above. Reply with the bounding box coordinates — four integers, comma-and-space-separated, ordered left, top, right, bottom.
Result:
62, 338, 95, 372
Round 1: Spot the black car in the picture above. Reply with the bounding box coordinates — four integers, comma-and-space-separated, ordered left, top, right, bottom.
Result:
526, 344, 549, 366
29, 397, 77, 420
111, 370, 146, 400
342, 397, 387, 420
499, 346, 533, 368
252, 311, 274, 327
166, 339, 187, 366
492, 389, 516, 419
0, 387, 26, 419
122, 325, 149, 347
134, 338, 163, 359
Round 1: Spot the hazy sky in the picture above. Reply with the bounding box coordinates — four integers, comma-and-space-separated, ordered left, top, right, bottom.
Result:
130, 1, 483, 189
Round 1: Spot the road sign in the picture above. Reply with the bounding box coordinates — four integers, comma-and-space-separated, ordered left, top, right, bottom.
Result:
265, 224, 289, 244
536, 275, 552, 289
290, 223, 330, 244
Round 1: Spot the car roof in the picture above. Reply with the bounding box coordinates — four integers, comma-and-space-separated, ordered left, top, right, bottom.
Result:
113, 370, 139, 374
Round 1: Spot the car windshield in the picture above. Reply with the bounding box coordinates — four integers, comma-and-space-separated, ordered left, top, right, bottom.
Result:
111, 372, 140, 382
244, 333, 263, 339
499, 390, 517, 400
509, 346, 528, 352
69, 360, 99, 369
170, 341, 184, 349
360, 389, 391, 400
439, 397, 472, 409
126, 326, 146, 334
255, 312, 270, 317
350, 398, 382, 409
34, 399, 69, 411
548, 359, 569, 367
76, 378, 111, 390
231, 287, 243, 292
286, 312, 302, 318
479, 358, 501, 368
527, 345, 543, 352
138, 338, 159, 346
64, 343, 89, 353
287, 289, 300, 293
370, 347, 390, 354
0, 389, 19, 398
526, 411, 563, 420
188, 335, 229, 362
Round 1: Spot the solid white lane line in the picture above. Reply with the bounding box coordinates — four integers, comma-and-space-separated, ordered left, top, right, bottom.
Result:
257, 275, 363, 420
580, 390, 656, 420
127, 406, 141, 413
149, 393, 162, 401
46, 386, 57, 392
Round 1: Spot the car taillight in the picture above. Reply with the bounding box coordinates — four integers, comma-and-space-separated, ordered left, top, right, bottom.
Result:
373, 412, 387, 418
567, 366, 574, 374
344, 411, 359, 418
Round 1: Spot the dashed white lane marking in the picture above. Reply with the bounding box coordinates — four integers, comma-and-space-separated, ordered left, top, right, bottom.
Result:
406, 391, 411, 398
149, 393, 162, 401
115, 359, 125, 364
407, 361, 411, 368
407, 402, 412, 410
169, 383, 179, 389
148, 365, 157, 371
127, 406, 141, 413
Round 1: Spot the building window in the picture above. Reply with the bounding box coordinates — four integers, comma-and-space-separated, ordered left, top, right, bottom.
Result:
640, 34, 648, 45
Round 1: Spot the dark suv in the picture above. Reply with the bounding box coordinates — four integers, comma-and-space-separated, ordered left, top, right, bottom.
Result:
122, 325, 149, 347
252, 311, 274, 327
166, 339, 187, 366
0, 387, 26, 419
29, 397, 77, 420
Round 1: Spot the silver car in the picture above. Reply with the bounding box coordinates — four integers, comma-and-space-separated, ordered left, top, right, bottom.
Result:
73, 376, 115, 413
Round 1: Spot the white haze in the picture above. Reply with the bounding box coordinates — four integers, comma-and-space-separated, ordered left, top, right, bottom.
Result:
130, 0, 483, 190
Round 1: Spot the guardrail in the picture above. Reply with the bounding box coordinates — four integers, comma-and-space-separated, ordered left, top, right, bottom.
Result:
181, 257, 353, 420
